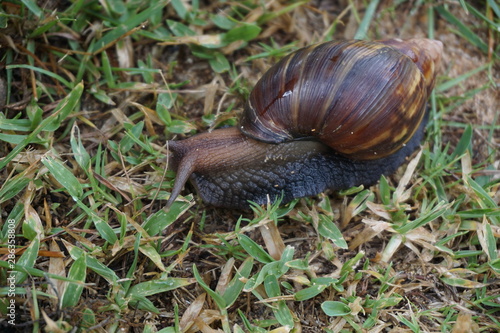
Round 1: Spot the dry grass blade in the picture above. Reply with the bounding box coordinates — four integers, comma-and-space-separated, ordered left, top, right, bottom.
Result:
451, 312, 480, 333
348, 218, 392, 250
47, 240, 66, 308
180, 293, 207, 332
259, 221, 286, 260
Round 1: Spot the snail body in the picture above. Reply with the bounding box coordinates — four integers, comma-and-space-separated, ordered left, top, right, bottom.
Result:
167, 38, 442, 209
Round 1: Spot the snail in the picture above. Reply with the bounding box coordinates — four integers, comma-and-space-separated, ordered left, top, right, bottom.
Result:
166, 38, 443, 209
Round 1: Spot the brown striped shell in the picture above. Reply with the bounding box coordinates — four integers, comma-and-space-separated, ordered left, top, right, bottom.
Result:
240, 39, 442, 159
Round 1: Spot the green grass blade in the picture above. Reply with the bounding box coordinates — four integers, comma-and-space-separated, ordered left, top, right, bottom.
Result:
193, 264, 226, 309
66, 242, 119, 283
321, 301, 352, 317
0, 133, 37, 144
354, 0, 380, 39
488, 0, 500, 17
450, 124, 473, 159
142, 200, 193, 236
295, 284, 328, 301
0, 259, 79, 283
122, 233, 141, 292
436, 64, 489, 93
89, 1, 169, 54
41, 156, 84, 200
238, 234, 274, 264
6, 64, 72, 88
317, 215, 348, 249
465, 2, 499, 30
275, 301, 294, 327
395, 201, 450, 234
101, 51, 115, 88
128, 278, 192, 297
70, 124, 91, 171
85, 256, 119, 284
0, 117, 32, 131
0, 170, 33, 204
222, 257, 253, 308
264, 274, 280, 298
139, 243, 166, 271
129, 295, 160, 313
1, 204, 23, 240
90, 214, 118, 244
60, 255, 87, 308
15, 238, 40, 285
482, 222, 497, 260
0, 82, 83, 170
436, 5, 489, 54
465, 176, 499, 225
21, 0, 43, 17
28, 17, 59, 38
222, 24, 261, 44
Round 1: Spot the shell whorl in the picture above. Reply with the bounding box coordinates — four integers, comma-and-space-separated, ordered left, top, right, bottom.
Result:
240, 39, 442, 159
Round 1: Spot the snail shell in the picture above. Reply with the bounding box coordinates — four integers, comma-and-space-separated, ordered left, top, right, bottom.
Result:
166, 38, 443, 209
241, 39, 441, 159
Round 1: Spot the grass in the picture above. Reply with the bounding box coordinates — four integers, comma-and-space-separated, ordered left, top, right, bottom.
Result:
0, 0, 499, 332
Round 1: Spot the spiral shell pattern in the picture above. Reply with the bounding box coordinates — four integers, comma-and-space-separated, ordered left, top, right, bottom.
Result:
240, 39, 442, 159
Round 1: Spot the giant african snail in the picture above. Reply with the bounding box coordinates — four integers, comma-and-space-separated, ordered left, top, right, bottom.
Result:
166, 38, 443, 209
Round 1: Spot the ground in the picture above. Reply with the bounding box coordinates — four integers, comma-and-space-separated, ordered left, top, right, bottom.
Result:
0, 1, 499, 332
